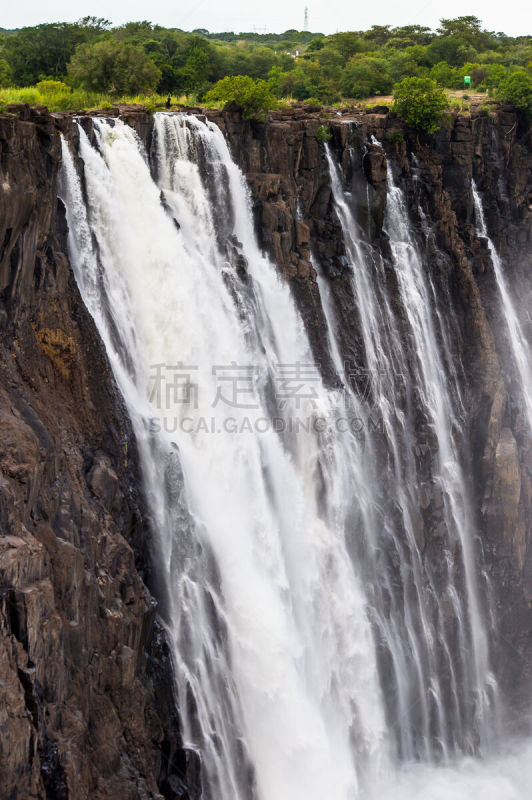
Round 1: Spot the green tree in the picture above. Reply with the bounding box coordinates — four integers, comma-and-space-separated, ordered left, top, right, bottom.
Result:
341, 57, 393, 98
177, 35, 218, 91
178, 47, 210, 91
114, 20, 158, 42
429, 61, 459, 87
385, 49, 426, 82
0, 57, 12, 87
393, 76, 449, 133
306, 38, 324, 52
204, 75, 277, 119
67, 39, 161, 94
427, 35, 477, 66
77, 17, 111, 33
426, 16, 498, 67
267, 65, 285, 97
484, 63, 507, 89
316, 47, 344, 79
363, 25, 392, 46
499, 71, 532, 114
1, 22, 102, 84
279, 66, 311, 98
326, 32, 366, 61
388, 25, 434, 48
111, 24, 188, 92
246, 46, 277, 79
437, 16, 496, 50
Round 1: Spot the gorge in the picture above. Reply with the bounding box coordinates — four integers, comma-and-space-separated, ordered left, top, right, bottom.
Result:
0, 100, 531, 800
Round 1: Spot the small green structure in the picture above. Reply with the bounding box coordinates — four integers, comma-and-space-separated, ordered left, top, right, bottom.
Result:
464, 75, 471, 87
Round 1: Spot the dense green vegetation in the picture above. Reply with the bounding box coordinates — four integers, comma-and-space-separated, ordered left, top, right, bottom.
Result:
392, 77, 449, 133
498, 71, 532, 115
0, 16, 531, 123
67, 39, 162, 94
204, 76, 277, 120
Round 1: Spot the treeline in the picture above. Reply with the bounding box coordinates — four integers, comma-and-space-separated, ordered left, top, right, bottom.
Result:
0, 15, 531, 103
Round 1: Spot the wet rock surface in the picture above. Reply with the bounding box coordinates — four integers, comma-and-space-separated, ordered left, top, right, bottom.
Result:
0, 102, 531, 794
0, 109, 188, 799
213, 103, 532, 714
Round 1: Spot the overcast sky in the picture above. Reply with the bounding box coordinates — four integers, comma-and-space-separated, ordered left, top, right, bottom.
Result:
3, 1, 531, 37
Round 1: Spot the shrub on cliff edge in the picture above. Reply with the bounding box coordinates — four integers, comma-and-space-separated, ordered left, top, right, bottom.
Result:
204, 75, 277, 120
498, 72, 532, 117
315, 124, 332, 143
392, 77, 449, 134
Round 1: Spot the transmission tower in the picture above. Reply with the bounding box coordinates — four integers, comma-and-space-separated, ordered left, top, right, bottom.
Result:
304, 6, 309, 31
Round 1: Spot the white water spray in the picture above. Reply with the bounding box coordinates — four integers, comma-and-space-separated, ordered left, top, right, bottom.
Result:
60, 114, 388, 800
324, 141, 498, 759
58, 112, 532, 800
472, 181, 532, 434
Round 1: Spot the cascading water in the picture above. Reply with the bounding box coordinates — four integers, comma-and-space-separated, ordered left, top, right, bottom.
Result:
472, 181, 532, 434
324, 142, 498, 759
384, 169, 498, 748
58, 112, 532, 800
60, 114, 388, 800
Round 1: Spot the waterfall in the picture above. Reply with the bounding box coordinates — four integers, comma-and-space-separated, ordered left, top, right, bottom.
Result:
384, 171, 498, 748
324, 143, 498, 758
57, 110, 531, 799
60, 114, 388, 800
472, 181, 532, 434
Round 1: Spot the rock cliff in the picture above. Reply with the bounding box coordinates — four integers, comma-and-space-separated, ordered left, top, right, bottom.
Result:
0, 107, 188, 800
212, 103, 532, 714
0, 102, 531, 796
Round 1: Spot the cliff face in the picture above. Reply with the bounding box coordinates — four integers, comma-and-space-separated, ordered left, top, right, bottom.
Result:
0, 102, 531, 797
212, 103, 532, 715
0, 108, 190, 800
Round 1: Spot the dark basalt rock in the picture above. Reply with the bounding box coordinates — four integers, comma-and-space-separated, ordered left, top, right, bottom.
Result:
0, 108, 184, 799
213, 104, 532, 716
0, 103, 531, 795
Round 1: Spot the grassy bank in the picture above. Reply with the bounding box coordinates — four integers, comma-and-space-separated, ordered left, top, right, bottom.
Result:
0, 85, 197, 113
0, 83, 494, 116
